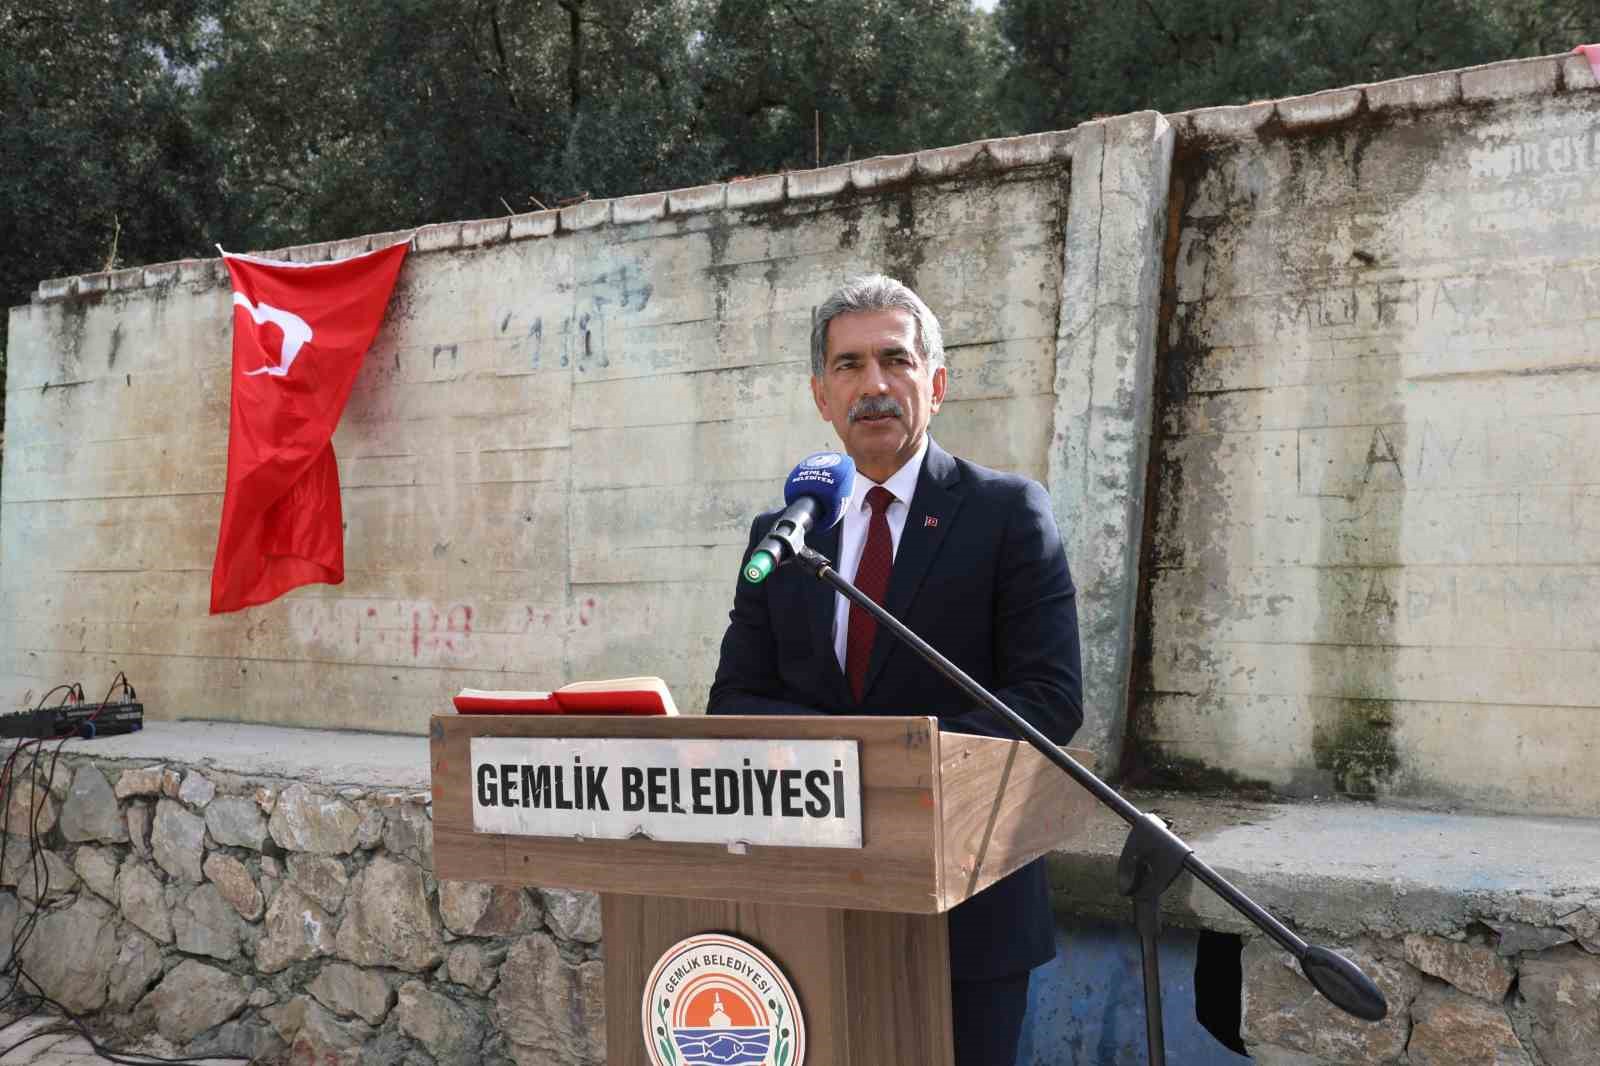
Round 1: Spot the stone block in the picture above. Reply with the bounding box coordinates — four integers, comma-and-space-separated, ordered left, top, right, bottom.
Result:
1365, 71, 1460, 113
1, 844, 76, 904
118, 859, 173, 943
60, 765, 127, 842
161, 768, 182, 797
1520, 945, 1600, 1066
287, 242, 335, 264
17, 894, 118, 1013
1562, 52, 1599, 92
4, 778, 57, 835
509, 210, 558, 240
144, 959, 250, 1044
1403, 933, 1514, 1002
447, 941, 507, 994
204, 852, 263, 920
560, 199, 611, 232
116, 767, 165, 800
541, 887, 601, 943
916, 140, 985, 178
1408, 983, 1530, 1066
189, 1018, 288, 1063
179, 772, 216, 808
850, 154, 916, 190
495, 933, 606, 1064
206, 795, 268, 850
78, 271, 111, 296
397, 979, 485, 1065
986, 130, 1073, 169
177, 258, 221, 285
109, 267, 144, 291
1461, 57, 1560, 103
440, 880, 540, 937
725, 174, 785, 208
36, 276, 77, 301
288, 853, 350, 912
413, 223, 463, 252
1277, 89, 1362, 130
175, 882, 242, 960
612, 192, 667, 225
308, 961, 395, 1025
666, 183, 726, 215
143, 262, 179, 288
460, 217, 510, 247
107, 929, 163, 1011
335, 855, 444, 972
152, 798, 206, 882
258, 884, 337, 973
270, 783, 362, 855
784, 161, 851, 199
73, 845, 119, 900
127, 800, 154, 857
1181, 100, 1275, 142
383, 802, 433, 865
289, 998, 373, 1065
1242, 939, 1418, 1063
1487, 919, 1574, 956
328, 235, 371, 259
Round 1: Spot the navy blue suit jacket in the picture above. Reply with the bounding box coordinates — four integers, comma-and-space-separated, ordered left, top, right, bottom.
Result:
708, 439, 1083, 980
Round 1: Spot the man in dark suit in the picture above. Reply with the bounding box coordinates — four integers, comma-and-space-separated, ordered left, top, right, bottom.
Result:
708, 275, 1083, 1065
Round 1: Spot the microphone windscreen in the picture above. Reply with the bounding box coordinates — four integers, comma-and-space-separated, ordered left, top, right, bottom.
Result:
783, 452, 856, 529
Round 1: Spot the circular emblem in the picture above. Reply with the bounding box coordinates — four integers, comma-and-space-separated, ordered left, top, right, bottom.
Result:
802, 452, 842, 468
642, 933, 805, 1066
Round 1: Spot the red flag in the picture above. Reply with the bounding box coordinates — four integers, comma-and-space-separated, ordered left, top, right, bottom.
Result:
210, 241, 409, 614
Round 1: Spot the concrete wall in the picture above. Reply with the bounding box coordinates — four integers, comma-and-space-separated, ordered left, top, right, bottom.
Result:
2, 123, 1167, 764
9, 52, 1600, 819
1138, 54, 1600, 816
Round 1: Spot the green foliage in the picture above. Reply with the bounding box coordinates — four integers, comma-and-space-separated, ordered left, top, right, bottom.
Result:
993, 0, 1589, 133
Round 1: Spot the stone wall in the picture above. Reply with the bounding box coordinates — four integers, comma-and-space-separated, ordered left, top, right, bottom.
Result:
1241, 932, 1600, 1066
1136, 53, 1600, 816
2, 118, 1170, 770
1, 748, 602, 1065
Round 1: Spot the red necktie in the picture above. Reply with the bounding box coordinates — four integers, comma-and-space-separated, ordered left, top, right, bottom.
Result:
846, 486, 895, 703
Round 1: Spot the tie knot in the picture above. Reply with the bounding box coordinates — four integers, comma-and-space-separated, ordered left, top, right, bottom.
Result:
865, 485, 894, 516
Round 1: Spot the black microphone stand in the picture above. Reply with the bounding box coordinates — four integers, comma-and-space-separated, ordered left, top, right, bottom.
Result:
788, 544, 1386, 1066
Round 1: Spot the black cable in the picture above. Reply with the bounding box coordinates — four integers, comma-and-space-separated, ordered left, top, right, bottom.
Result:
1, 676, 248, 1064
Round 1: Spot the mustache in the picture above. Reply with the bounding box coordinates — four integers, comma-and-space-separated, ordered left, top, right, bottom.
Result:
848, 395, 904, 422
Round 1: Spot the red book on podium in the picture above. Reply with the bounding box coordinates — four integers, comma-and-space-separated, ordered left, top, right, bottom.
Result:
452, 676, 678, 716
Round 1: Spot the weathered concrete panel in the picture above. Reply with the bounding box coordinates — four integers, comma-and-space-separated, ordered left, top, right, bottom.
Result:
1141, 68, 1600, 814
4, 162, 1082, 738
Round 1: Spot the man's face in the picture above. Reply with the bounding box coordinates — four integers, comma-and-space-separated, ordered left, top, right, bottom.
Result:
811, 308, 947, 483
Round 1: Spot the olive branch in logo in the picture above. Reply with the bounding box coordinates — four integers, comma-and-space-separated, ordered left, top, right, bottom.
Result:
770, 999, 791, 1066
656, 997, 676, 1065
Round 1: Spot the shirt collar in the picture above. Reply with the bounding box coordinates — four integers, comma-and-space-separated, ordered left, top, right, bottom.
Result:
853, 435, 929, 512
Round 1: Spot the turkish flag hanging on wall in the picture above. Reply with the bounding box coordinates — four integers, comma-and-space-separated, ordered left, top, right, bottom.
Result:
209, 241, 409, 614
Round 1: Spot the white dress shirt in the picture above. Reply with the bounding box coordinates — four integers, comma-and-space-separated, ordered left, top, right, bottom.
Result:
830, 435, 930, 672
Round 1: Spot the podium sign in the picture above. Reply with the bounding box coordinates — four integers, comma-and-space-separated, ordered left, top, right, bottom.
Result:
470, 736, 863, 848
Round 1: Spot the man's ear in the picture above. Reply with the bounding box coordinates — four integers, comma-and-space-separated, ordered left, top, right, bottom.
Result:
929, 364, 948, 413
810, 374, 831, 421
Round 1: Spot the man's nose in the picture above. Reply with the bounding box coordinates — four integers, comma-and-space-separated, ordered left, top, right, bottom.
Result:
859, 357, 890, 393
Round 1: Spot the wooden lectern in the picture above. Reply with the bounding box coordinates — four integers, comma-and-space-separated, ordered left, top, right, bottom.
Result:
430, 714, 1094, 1066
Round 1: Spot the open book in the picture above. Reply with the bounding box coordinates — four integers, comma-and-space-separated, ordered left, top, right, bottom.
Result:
453, 676, 678, 716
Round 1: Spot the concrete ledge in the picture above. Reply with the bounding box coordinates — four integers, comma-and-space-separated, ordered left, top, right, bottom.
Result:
1046, 790, 1600, 943
28, 721, 431, 791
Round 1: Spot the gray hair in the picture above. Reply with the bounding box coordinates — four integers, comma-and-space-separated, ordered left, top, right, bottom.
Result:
810, 274, 945, 377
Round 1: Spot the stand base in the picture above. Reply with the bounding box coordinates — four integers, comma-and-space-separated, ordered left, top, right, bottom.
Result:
602, 894, 955, 1066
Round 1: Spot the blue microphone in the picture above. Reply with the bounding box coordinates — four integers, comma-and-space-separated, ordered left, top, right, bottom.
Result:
743, 452, 857, 583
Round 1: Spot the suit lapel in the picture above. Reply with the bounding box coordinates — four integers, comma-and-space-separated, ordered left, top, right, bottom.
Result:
862, 440, 963, 701
804, 518, 851, 708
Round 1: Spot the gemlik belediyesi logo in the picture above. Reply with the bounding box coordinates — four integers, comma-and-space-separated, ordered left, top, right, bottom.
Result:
642, 933, 806, 1066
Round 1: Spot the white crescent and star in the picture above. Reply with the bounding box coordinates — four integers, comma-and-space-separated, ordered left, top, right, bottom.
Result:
233, 293, 313, 377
